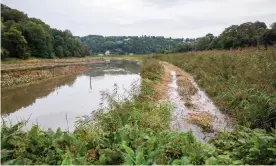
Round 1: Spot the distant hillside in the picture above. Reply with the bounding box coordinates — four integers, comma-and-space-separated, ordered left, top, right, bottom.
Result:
79, 35, 184, 55
80, 21, 276, 55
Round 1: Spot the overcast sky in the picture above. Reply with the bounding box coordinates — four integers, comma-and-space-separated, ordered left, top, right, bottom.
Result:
2, 0, 276, 38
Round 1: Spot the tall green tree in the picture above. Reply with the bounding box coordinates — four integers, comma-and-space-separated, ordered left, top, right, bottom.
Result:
2, 27, 30, 59
21, 21, 51, 58
1, 4, 90, 59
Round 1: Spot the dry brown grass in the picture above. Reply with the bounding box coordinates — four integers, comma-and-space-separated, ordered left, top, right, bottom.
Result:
152, 64, 170, 100
160, 61, 198, 106
187, 112, 214, 132
177, 75, 197, 102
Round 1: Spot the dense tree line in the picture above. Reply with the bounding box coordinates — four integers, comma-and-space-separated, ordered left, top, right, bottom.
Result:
79, 35, 183, 55
80, 21, 276, 55
174, 21, 276, 52
1, 4, 90, 59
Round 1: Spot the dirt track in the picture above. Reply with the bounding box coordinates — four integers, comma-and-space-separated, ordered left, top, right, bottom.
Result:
155, 61, 232, 141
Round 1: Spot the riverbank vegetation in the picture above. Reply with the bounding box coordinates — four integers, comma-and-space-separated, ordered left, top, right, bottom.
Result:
154, 47, 276, 130
2, 59, 276, 165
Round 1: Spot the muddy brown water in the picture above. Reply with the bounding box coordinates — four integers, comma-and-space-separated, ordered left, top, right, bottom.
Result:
1, 60, 141, 131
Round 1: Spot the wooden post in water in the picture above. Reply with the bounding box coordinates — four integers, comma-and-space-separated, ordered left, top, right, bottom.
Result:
90, 75, 92, 90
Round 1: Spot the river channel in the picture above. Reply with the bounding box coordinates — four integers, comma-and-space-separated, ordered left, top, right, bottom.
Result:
1, 60, 141, 131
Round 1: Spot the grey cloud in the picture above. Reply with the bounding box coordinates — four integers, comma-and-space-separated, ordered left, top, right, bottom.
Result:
141, 0, 183, 7
141, 0, 202, 8
2, 0, 276, 38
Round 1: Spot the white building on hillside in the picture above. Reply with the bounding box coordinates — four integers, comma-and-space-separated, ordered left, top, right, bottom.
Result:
105, 51, 110, 56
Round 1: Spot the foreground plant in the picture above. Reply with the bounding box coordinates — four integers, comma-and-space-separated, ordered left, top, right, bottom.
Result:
211, 127, 276, 165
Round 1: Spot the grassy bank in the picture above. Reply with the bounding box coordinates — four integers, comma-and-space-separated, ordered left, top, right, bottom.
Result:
154, 48, 276, 129
2, 59, 276, 165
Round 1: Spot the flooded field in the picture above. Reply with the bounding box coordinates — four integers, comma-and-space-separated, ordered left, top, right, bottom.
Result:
1, 60, 141, 131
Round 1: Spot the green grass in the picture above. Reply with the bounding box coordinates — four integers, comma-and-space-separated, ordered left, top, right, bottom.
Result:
2, 58, 276, 165
154, 47, 276, 129
210, 127, 276, 165
140, 59, 164, 82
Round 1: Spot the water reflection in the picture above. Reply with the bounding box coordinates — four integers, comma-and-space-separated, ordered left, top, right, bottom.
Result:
1, 60, 141, 131
1, 76, 77, 115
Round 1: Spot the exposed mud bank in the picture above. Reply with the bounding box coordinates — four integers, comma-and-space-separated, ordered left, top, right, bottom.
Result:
1, 58, 105, 71
1, 65, 88, 91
